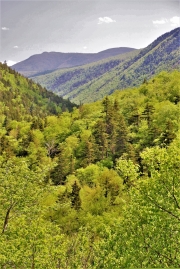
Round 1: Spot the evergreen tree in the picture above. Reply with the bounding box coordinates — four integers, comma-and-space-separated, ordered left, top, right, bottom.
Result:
142, 102, 155, 126
93, 120, 108, 160
80, 136, 96, 167
71, 181, 81, 210
160, 120, 176, 147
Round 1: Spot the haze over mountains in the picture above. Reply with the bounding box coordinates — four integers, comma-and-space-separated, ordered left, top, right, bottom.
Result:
12, 27, 180, 104
12, 47, 136, 77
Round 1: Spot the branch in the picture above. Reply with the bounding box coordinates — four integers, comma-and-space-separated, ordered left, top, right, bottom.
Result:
147, 195, 180, 222
162, 176, 180, 210
2, 201, 16, 234
172, 176, 180, 210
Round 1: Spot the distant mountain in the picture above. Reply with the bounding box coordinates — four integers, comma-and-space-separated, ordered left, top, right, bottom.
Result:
12, 47, 136, 77
31, 27, 180, 104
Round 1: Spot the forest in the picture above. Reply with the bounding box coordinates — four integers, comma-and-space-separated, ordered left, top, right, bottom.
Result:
32, 27, 180, 104
0, 61, 180, 268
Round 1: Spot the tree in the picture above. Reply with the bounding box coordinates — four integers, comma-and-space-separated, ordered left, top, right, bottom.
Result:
71, 181, 81, 210
116, 156, 139, 187
93, 120, 108, 160
50, 141, 76, 185
94, 141, 180, 267
159, 120, 176, 147
141, 102, 155, 126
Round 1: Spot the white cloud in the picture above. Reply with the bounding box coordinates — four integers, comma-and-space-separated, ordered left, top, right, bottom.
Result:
153, 16, 180, 27
2, 27, 10, 31
7, 60, 17, 66
152, 19, 168, 25
13, 46, 19, 49
83, 46, 87, 50
170, 16, 180, 27
98, 17, 116, 24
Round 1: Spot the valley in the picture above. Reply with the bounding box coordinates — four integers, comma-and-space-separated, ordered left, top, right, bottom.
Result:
0, 56, 180, 267
27, 27, 180, 104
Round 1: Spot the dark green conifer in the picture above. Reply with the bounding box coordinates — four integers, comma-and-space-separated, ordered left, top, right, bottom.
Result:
71, 181, 81, 210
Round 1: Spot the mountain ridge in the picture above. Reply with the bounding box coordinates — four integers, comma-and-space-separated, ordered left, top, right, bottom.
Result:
12, 47, 136, 77
31, 27, 180, 104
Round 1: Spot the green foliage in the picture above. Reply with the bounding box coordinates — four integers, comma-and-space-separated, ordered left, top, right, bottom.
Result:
0, 62, 76, 122
0, 65, 180, 267
94, 140, 180, 267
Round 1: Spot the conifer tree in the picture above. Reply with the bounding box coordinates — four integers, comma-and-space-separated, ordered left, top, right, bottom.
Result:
142, 102, 155, 126
160, 120, 176, 147
71, 181, 81, 210
93, 120, 108, 160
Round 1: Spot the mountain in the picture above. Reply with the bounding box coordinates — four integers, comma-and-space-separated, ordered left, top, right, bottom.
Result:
1, 64, 180, 266
0, 62, 76, 122
31, 27, 180, 104
11, 47, 136, 77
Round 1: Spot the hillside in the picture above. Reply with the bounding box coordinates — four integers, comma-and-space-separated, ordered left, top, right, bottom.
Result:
0, 70, 180, 267
31, 49, 139, 102
11, 47, 136, 77
32, 27, 180, 104
0, 62, 76, 122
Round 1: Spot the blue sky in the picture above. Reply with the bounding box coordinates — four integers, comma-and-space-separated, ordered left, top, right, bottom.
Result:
0, 0, 179, 65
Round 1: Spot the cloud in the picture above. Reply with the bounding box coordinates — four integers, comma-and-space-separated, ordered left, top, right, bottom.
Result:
98, 17, 116, 24
153, 16, 180, 27
152, 19, 168, 25
7, 60, 17, 66
13, 46, 19, 49
170, 16, 180, 27
2, 27, 10, 31
83, 46, 87, 50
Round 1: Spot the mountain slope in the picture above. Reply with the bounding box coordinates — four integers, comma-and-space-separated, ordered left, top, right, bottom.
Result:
0, 62, 76, 122
32, 27, 180, 104
12, 47, 136, 77
0, 69, 180, 267
31, 49, 139, 101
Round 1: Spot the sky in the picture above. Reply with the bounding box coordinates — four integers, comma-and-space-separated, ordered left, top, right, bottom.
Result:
0, 0, 180, 65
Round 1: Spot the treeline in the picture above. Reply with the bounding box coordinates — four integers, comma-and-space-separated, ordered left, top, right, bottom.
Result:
0, 68, 180, 268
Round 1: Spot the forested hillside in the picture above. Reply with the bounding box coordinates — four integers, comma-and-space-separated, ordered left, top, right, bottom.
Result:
0, 65, 180, 267
32, 27, 180, 104
0, 62, 76, 119
12, 47, 136, 77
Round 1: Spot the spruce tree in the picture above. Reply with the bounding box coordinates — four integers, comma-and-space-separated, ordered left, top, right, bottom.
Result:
71, 181, 81, 210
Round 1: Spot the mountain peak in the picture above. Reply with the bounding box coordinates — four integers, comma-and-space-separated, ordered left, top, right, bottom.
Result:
12, 47, 136, 77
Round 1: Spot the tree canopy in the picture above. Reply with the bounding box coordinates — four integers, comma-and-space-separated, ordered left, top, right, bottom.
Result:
0, 64, 180, 267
